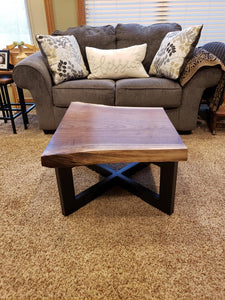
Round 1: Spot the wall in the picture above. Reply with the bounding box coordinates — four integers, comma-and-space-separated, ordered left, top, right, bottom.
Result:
52, 0, 78, 31
26, 0, 49, 46
11, 0, 78, 100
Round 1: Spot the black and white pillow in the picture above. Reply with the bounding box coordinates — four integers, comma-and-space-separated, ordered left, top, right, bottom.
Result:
36, 35, 88, 84
149, 25, 203, 80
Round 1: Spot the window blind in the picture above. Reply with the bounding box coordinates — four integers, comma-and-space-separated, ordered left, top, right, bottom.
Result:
166, 0, 225, 45
84, 0, 225, 45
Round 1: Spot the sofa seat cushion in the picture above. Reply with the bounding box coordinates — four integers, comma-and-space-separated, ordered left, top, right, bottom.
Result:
53, 79, 115, 107
115, 23, 182, 72
115, 78, 182, 107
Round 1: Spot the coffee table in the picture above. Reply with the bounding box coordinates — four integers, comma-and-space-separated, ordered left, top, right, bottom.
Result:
41, 102, 187, 216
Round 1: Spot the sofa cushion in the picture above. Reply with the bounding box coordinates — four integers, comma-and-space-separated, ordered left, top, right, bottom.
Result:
53, 79, 115, 107
36, 35, 88, 85
115, 23, 182, 72
115, 78, 182, 107
149, 25, 203, 80
86, 44, 149, 79
52, 25, 116, 72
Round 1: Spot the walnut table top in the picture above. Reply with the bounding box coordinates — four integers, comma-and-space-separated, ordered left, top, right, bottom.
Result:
41, 102, 187, 168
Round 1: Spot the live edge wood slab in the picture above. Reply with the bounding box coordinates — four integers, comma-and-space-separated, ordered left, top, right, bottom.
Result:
41, 102, 188, 216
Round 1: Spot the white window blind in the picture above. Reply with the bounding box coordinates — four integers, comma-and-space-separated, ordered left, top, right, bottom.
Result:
0, 0, 32, 49
84, 0, 225, 45
166, 0, 225, 45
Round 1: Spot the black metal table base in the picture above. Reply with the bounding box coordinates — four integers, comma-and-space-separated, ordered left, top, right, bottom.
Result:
55, 162, 178, 216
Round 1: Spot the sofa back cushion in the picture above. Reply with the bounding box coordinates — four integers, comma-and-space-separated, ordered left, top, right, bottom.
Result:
52, 25, 116, 71
115, 23, 182, 71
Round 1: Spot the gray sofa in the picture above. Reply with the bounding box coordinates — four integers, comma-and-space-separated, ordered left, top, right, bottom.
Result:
13, 23, 223, 132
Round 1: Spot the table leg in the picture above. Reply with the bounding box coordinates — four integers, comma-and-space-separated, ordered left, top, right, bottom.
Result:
55, 168, 76, 216
159, 162, 178, 215
17, 87, 28, 129
3, 85, 17, 134
210, 110, 217, 135
0, 91, 7, 123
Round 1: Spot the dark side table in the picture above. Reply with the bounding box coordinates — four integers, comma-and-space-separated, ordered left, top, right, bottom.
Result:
0, 70, 35, 134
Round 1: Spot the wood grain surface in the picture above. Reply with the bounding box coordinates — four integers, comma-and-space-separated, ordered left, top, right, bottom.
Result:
41, 102, 187, 167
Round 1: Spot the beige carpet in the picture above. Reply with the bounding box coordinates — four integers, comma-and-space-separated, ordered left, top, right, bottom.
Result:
0, 111, 225, 299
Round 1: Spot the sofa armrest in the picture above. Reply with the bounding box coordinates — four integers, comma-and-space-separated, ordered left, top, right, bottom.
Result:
13, 51, 52, 98
13, 51, 56, 130
177, 66, 222, 131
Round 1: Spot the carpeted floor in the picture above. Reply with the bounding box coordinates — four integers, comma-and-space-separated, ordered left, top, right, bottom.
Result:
0, 110, 225, 299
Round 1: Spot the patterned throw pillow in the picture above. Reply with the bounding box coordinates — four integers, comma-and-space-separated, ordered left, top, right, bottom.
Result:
36, 35, 88, 85
86, 44, 149, 79
149, 25, 203, 80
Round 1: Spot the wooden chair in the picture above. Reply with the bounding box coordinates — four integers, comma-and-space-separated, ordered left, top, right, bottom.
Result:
202, 42, 225, 134
210, 103, 225, 134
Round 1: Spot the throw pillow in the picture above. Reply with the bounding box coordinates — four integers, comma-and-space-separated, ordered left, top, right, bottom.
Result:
36, 35, 89, 85
149, 25, 203, 80
86, 44, 149, 79
180, 47, 225, 86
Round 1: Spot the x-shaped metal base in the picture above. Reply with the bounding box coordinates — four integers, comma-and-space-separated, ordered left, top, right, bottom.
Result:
55, 162, 178, 216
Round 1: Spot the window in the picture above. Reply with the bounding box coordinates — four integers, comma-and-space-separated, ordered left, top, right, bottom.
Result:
0, 0, 32, 49
84, 0, 169, 25
83, 0, 225, 45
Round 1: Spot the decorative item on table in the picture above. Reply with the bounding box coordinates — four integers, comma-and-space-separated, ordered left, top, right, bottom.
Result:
12, 41, 27, 60
0, 50, 9, 70
5, 42, 38, 65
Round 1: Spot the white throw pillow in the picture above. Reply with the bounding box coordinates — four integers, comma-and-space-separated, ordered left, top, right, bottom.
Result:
149, 25, 203, 80
86, 44, 149, 79
36, 35, 88, 84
